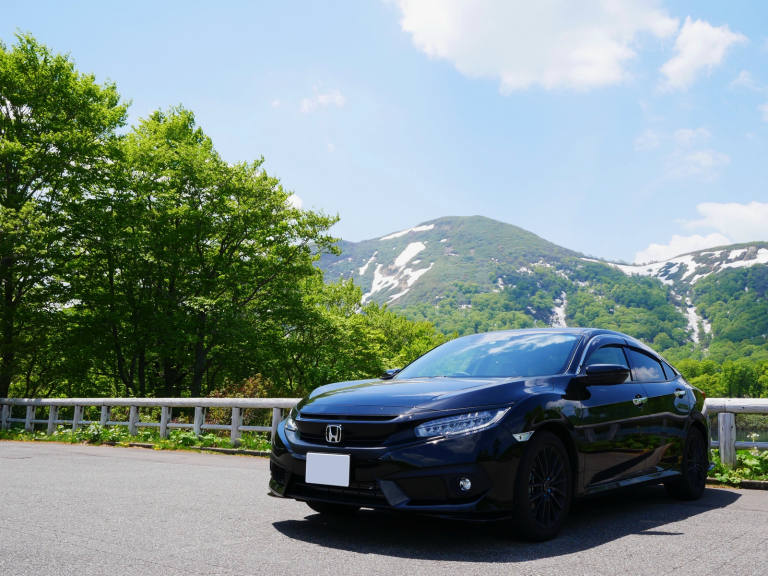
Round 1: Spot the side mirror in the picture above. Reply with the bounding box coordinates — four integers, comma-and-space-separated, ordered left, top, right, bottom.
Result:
380, 368, 401, 380
583, 364, 630, 385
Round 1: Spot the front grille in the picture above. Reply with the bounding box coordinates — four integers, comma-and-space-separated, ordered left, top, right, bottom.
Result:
288, 479, 388, 507
296, 414, 404, 447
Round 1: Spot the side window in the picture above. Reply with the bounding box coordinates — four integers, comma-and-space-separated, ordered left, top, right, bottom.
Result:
661, 361, 677, 380
626, 348, 665, 382
585, 345, 628, 369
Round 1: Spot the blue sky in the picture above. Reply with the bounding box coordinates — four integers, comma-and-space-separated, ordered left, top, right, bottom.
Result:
3, 0, 767, 263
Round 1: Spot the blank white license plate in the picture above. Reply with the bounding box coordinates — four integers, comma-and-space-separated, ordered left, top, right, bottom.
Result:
305, 452, 350, 487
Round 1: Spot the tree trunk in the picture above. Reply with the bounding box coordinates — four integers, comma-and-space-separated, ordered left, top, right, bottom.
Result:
191, 313, 206, 397
0, 266, 17, 398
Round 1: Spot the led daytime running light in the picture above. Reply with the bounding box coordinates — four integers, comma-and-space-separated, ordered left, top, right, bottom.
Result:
414, 408, 509, 438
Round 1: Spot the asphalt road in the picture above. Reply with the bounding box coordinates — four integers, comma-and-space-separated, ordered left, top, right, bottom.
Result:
1, 441, 767, 576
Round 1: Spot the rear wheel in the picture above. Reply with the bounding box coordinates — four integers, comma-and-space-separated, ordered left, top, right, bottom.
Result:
306, 501, 360, 516
664, 426, 708, 500
511, 430, 572, 541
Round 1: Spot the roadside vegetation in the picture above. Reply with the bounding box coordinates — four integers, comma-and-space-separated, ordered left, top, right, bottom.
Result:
710, 448, 768, 485
0, 424, 272, 453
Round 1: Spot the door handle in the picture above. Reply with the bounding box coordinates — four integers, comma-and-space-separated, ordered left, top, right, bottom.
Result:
674, 388, 687, 398
633, 395, 647, 406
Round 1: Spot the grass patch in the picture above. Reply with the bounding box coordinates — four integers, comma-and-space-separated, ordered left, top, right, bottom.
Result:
0, 424, 271, 453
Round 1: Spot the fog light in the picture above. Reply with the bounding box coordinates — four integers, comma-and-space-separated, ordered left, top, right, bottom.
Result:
458, 477, 472, 492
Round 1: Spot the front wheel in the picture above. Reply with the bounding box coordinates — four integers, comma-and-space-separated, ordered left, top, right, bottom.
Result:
664, 426, 708, 500
511, 430, 573, 541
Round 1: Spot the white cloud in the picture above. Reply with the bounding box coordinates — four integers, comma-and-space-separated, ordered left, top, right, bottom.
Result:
730, 70, 759, 90
638, 201, 768, 262
395, 0, 677, 91
287, 194, 303, 209
673, 127, 710, 146
760, 102, 768, 122
660, 17, 747, 91
271, 99, 281, 108
667, 149, 730, 180
634, 129, 661, 151
635, 126, 729, 180
300, 89, 346, 114
685, 201, 768, 242
635, 233, 731, 264
326, 142, 336, 153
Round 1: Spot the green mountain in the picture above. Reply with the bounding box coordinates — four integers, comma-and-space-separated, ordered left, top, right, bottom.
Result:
318, 216, 768, 353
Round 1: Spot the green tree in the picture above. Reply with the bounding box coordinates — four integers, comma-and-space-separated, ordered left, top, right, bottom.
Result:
0, 34, 126, 397
69, 107, 338, 397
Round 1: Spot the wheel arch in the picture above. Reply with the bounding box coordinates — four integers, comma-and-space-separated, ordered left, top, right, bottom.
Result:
532, 420, 580, 496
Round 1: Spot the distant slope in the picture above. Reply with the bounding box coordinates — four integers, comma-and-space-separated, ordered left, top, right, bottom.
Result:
318, 215, 579, 307
317, 216, 768, 349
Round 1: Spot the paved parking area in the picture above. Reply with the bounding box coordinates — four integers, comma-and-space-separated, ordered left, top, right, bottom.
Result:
1, 441, 767, 575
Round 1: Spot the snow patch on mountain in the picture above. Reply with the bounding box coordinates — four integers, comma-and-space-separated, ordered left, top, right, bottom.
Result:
394, 242, 426, 267
358, 252, 377, 276
551, 292, 567, 328
380, 224, 435, 241
602, 247, 768, 286
361, 242, 434, 303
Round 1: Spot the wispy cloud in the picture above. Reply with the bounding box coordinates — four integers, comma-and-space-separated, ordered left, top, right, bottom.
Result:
760, 102, 768, 122
634, 126, 729, 181
660, 17, 747, 91
300, 88, 346, 114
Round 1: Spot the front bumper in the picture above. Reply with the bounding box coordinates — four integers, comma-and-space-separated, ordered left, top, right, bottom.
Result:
269, 420, 526, 517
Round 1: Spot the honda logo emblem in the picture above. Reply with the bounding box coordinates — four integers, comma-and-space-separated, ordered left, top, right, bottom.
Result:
325, 424, 342, 444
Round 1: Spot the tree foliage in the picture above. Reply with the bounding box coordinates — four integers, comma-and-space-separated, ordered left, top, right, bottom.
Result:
0, 34, 127, 398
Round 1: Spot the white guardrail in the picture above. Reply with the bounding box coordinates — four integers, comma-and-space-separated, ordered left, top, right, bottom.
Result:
704, 397, 768, 468
0, 397, 301, 446
0, 397, 766, 466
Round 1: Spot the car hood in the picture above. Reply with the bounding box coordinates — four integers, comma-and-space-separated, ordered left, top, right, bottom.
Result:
296, 376, 553, 417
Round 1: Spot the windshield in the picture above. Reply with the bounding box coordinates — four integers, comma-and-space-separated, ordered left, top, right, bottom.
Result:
395, 331, 581, 379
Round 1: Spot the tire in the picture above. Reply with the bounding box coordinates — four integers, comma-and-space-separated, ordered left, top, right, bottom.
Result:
306, 501, 360, 516
664, 426, 708, 501
511, 430, 573, 541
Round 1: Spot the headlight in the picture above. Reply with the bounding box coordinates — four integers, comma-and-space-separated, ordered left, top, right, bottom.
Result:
284, 408, 298, 432
414, 408, 510, 438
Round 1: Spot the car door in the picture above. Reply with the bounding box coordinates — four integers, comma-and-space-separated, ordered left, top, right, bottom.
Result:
625, 347, 689, 472
573, 337, 656, 487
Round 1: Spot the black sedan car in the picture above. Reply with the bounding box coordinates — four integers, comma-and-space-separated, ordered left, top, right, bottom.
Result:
269, 328, 708, 540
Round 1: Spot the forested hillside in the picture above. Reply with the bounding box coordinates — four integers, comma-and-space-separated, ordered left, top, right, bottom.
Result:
318, 218, 768, 399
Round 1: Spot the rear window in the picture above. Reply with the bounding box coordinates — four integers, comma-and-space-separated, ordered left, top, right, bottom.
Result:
626, 348, 665, 382
396, 332, 581, 379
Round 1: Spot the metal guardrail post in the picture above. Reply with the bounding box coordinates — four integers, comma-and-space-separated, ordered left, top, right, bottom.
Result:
72, 405, 83, 432
231, 406, 242, 447
47, 406, 58, 435
100, 406, 110, 427
160, 406, 171, 439
193, 406, 205, 436
128, 405, 139, 436
25, 406, 35, 433
718, 412, 737, 468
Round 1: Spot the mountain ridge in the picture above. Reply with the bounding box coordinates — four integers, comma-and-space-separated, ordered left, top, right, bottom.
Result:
317, 215, 768, 350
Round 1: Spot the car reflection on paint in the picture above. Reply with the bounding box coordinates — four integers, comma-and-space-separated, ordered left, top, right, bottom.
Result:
269, 328, 708, 540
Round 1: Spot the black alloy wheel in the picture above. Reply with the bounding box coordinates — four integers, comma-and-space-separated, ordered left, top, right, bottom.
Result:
306, 501, 360, 516
664, 426, 708, 500
512, 430, 572, 541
